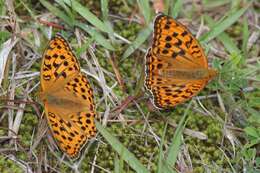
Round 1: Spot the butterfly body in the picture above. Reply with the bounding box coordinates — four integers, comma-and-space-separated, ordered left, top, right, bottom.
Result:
158, 68, 217, 80
40, 34, 96, 158
40, 93, 88, 117
145, 13, 217, 109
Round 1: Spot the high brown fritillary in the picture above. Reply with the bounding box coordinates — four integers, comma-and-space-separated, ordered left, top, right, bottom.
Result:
145, 13, 217, 109
39, 34, 96, 158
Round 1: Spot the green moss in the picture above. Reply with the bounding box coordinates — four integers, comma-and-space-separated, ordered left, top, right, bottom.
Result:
80, 110, 227, 172
0, 156, 23, 173
19, 110, 38, 147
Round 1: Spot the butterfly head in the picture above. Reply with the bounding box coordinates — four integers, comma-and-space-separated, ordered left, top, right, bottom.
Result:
208, 68, 218, 80
38, 90, 46, 102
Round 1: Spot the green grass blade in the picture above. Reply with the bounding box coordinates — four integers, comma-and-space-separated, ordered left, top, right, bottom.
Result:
40, 0, 73, 27
205, 16, 240, 54
62, 0, 109, 33
76, 22, 114, 51
0, 31, 10, 43
101, 0, 115, 45
137, 0, 151, 24
96, 121, 149, 173
101, 0, 109, 20
19, 0, 51, 38
157, 124, 176, 173
165, 102, 191, 168
203, 0, 231, 8
216, 33, 240, 55
114, 155, 120, 173
157, 124, 167, 173
170, 0, 183, 18
164, 0, 171, 14
75, 37, 94, 57
200, 3, 251, 44
122, 25, 152, 60
55, 0, 75, 22
242, 17, 249, 58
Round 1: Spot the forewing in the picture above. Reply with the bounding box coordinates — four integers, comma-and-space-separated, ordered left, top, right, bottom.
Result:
40, 34, 80, 92
152, 13, 208, 68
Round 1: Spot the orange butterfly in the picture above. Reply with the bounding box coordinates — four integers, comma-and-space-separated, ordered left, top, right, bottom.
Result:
39, 34, 96, 158
145, 13, 217, 109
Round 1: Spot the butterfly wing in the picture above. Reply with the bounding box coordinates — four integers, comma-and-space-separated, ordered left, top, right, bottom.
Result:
152, 13, 208, 69
150, 80, 206, 109
44, 110, 96, 158
145, 14, 212, 108
40, 34, 80, 92
40, 34, 96, 158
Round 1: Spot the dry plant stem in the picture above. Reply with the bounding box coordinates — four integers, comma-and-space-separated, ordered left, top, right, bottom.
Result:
30, 116, 48, 153
8, 56, 16, 138
5, 0, 20, 33
247, 31, 259, 51
153, 0, 164, 13
129, 5, 140, 24
106, 51, 126, 92
109, 14, 141, 23
84, 46, 118, 105
90, 143, 99, 173
37, 19, 65, 30
113, 33, 146, 53
101, 104, 110, 126
110, 95, 137, 118
0, 38, 19, 87
177, 143, 193, 173
12, 83, 30, 138
0, 99, 39, 106
75, 139, 96, 170
12, 99, 26, 135
135, 104, 161, 146
89, 161, 110, 173
5, 154, 33, 173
